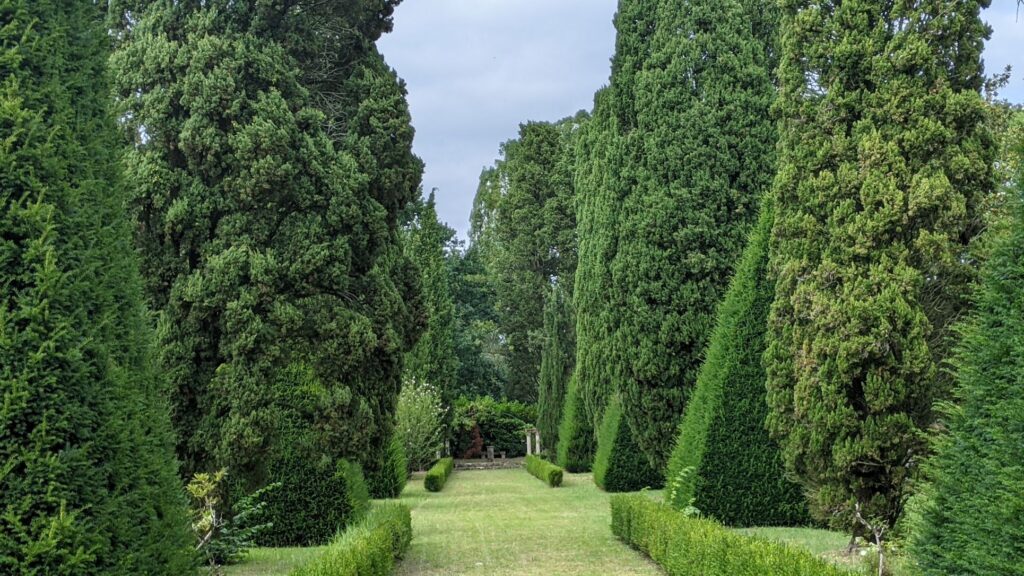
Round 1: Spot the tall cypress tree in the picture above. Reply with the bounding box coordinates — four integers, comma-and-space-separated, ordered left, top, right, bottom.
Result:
537, 284, 574, 457
911, 166, 1024, 575
611, 0, 778, 471
491, 121, 577, 403
572, 88, 623, 433
0, 1, 191, 572
109, 0, 421, 500
765, 0, 993, 536
664, 201, 808, 527
405, 192, 459, 402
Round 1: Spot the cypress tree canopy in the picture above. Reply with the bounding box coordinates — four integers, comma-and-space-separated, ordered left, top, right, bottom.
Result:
1, 1, 191, 572
611, 0, 778, 470
109, 0, 422, 496
765, 0, 993, 533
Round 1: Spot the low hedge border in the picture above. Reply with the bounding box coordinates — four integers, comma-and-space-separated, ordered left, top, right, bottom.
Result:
290, 502, 412, 576
424, 457, 454, 492
610, 495, 847, 576
524, 454, 563, 487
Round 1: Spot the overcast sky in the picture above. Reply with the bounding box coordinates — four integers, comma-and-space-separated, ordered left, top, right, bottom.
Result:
379, 1, 1024, 239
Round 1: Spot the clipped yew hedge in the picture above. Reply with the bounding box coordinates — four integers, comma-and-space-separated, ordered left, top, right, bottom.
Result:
524, 455, 564, 487
424, 457, 454, 492
665, 202, 808, 526
611, 495, 846, 576
259, 457, 370, 546
291, 502, 412, 576
593, 395, 663, 492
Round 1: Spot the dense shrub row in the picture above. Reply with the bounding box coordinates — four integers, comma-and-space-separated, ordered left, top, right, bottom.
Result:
291, 502, 412, 576
424, 458, 455, 492
258, 457, 369, 547
524, 455, 564, 487
593, 396, 663, 492
453, 397, 536, 458
610, 495, 846, 576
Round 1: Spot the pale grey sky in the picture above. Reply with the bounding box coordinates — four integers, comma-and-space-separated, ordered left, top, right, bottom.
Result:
379, 1, 1024, 239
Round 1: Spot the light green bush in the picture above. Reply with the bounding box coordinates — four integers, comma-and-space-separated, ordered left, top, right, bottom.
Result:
610, 495, 847, 576
291, 502, 412, 576
424, 457, 455, 492
524, 455, 564, 487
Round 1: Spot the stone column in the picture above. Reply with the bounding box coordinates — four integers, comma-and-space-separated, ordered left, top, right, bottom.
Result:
526, 432, 533, 455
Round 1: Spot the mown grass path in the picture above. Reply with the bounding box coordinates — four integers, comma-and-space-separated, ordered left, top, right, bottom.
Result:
395, 468, 663, 576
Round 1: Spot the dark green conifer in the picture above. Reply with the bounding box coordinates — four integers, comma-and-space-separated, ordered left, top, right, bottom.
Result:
910, 137, 1024, 576
109, 0, 421, 506
610, 0, 779, 470
537, 285, 575, 457
765, 0, 993, 536
665, 201, 808, 526
593, 396, 663, 492
1, 1, 191, 571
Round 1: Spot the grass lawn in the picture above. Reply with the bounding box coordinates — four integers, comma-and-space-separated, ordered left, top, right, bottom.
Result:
225, 467, 893, 575
224, 547, 324, 576
395, 468, 663, 576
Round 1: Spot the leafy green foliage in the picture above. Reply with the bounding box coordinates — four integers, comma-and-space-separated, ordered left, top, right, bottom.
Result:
258, 458, 370, 547
448, 244, 508, 399
188, 469, 276, 568
396, 378, 447, 472
0, 2, 192, 572
476, 119, 580, 402
524, 455, 564, 488
665, 203, 808, 527
611, 495, 847, 576
593, 396, 663, 492
109, 0, 423, 505
765, 0, 993, 533
610, 0, 779, 471
424, 458, 455, 493
537, 284, 575, 457
911, 180, 1024, 574
404, 193, 459, 405
290, 502, 412, 576
556, 374, 595, 472
453, 397, 535, 458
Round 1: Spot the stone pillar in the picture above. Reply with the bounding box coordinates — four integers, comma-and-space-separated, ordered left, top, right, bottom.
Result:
526, 432, 533, 455
536, 431, 542, 455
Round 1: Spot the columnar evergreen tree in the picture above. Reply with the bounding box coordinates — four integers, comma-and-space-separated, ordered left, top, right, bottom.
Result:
765, 0, 993, 536
611, 0, 779, 470
404, 192, 459, 405
109, 0, 421, 502
664, 201, 808, 526
910, 133, 1023, 576
1, 1, 192, 572
593, 396, 663, 492
572, 88, 623, 433
490, 121, 577, 402
556, 375, 595, 472
537, 284, 575, 456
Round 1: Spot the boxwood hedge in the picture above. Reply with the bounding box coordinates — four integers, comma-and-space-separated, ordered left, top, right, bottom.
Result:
291, 502, 412, 576
424, 457, 454, 492
524, 455, 564, 487
611, 495, 846, 576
